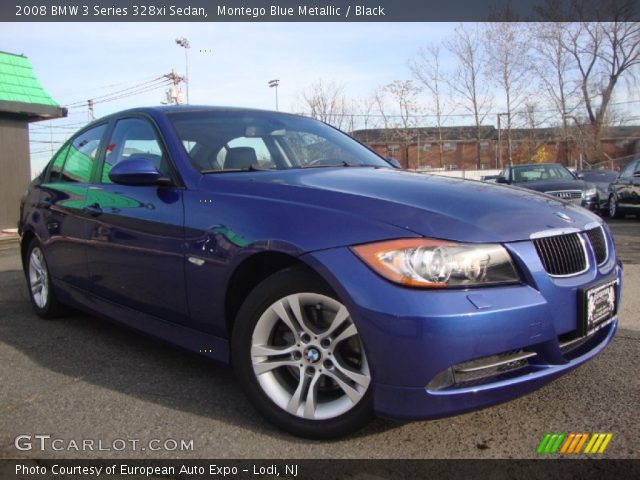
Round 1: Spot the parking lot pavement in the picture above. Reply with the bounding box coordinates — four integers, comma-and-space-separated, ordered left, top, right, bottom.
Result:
0, 219, 638, 459
607, 218, 640, 265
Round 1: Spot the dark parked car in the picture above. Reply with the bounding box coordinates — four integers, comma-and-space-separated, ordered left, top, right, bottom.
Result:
497, 163, 599, 211
575, 169, 619, 214
608, 159, 640, 218
19, 107, 622, 438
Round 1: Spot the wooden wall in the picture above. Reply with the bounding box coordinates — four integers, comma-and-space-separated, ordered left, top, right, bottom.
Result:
0, 117, 30, 230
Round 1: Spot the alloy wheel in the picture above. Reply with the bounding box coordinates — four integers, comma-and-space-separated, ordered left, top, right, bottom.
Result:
28, 247, 49, 309
250, 293, 370, 421
609, 196, 617, 218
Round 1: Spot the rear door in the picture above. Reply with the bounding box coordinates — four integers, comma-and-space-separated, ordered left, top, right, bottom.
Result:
85, 116, 188, 323
37, 124, 107, 289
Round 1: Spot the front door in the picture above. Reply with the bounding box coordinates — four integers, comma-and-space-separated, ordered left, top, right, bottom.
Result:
85, 117, 188, 323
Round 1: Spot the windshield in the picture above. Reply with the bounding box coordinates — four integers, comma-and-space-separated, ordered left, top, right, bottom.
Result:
167, 110, 390, 172
511, 164, 574, 183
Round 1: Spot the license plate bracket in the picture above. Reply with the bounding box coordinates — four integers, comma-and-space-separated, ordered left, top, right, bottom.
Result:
578, 278, 617, 336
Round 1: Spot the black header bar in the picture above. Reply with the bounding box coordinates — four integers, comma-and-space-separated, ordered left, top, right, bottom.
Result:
4, 0, 640, 22
3, 459, 640, 480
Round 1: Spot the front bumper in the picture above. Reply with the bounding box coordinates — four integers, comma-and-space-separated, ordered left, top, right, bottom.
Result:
302, 233, 622, 420
582, 196, 600, 212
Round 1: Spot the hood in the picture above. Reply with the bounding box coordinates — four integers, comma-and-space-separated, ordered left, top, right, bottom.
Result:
200, 167, 601, 243
514, 178, 593, 193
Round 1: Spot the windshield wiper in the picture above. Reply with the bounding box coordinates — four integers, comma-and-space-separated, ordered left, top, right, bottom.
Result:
301, 160, 376, 169
201, 164, 272, 174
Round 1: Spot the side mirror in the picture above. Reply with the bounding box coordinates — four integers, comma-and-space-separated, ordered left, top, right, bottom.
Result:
496, 176, 509, 184
108, 156, 166, 186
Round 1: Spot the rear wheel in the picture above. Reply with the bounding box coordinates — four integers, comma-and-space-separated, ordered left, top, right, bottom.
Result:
231, 267, 373, 438
608, 194, 622, 219
25, 240, 66, 319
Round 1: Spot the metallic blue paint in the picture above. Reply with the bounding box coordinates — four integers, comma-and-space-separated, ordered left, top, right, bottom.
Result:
19, 106, 621, 422
107, 156, 163, 185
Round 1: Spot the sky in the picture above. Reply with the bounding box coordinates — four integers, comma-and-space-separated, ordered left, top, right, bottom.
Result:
1, 21, 638, 174
0, 22, 461, 173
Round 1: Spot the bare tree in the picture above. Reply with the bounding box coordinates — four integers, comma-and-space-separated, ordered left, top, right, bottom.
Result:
559, 7, 640, 160
350, 93, 379, 142
383, 80, 422, 130
445, 24, 493, 169
485, 22, 531, 165
409, 44, 451, 168
530, 22, 582, 164
522, 102, 556, 163
299, 79, 349, 129
375, 80, 422, 166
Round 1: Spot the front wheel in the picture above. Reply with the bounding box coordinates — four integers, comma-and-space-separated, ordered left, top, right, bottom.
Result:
608, 195, 622, 219
231, 267, 373, 438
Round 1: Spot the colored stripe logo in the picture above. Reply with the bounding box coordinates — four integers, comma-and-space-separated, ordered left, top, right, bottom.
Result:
537, 433, 613, 454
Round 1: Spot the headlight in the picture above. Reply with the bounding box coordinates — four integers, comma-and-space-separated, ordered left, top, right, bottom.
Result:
583, 187, 597, 198
352, 238, 520, 288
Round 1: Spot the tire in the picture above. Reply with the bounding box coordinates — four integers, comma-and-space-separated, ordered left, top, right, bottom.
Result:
231, 267, 373, 439
25, 239, 67, 319
608, 194, 622, 219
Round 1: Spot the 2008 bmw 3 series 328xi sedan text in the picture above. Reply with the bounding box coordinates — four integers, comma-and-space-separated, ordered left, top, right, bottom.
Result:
19, 107, 622, 438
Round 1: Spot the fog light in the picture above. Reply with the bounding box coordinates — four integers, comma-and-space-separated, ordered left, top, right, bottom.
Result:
426, 367, 455, 390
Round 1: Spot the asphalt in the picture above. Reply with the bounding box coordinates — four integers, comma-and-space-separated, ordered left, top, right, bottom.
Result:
0, 219, 638, 460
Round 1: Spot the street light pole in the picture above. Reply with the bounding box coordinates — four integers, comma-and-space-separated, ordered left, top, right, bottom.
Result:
175, 37, 190, 104
496, 113, 509, 168
268, 79, 280, 110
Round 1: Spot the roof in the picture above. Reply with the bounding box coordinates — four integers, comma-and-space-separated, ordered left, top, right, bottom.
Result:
0, 51, 66, 121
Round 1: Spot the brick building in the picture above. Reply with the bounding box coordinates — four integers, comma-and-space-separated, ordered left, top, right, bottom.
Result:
351, 126, 640, 171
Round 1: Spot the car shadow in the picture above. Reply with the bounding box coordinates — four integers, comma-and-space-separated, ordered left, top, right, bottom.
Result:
0, 268, 400, 443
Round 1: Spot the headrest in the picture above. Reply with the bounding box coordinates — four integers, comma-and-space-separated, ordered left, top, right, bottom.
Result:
224, 147, 257, 170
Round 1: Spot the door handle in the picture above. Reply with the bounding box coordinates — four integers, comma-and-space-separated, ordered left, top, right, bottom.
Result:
83, 203, 103, 217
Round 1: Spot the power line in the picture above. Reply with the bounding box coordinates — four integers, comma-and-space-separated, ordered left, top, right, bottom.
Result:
63, 76, 169, 107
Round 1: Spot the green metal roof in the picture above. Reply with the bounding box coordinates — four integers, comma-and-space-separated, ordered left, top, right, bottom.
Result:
0, 51, 59, 106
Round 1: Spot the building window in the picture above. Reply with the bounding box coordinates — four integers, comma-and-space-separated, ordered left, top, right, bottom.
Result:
387, 144, 399, 154
480, 163, 491, 170
445, 164, 458, 171
421, 144, 432, 151
480, 141, 490, 151
443, 142, 456, 151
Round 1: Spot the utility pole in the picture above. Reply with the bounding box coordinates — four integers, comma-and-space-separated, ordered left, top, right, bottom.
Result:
562, 113, 575, 166
417, 131, 420, 170
268, 79, 280, 110
496, 113, 509, 168
175, 37, 191, 104
87, 99, 94, 121
163, 69, 184, 105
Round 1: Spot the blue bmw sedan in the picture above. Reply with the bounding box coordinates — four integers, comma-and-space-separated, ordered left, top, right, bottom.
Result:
19, 107, 621, 438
